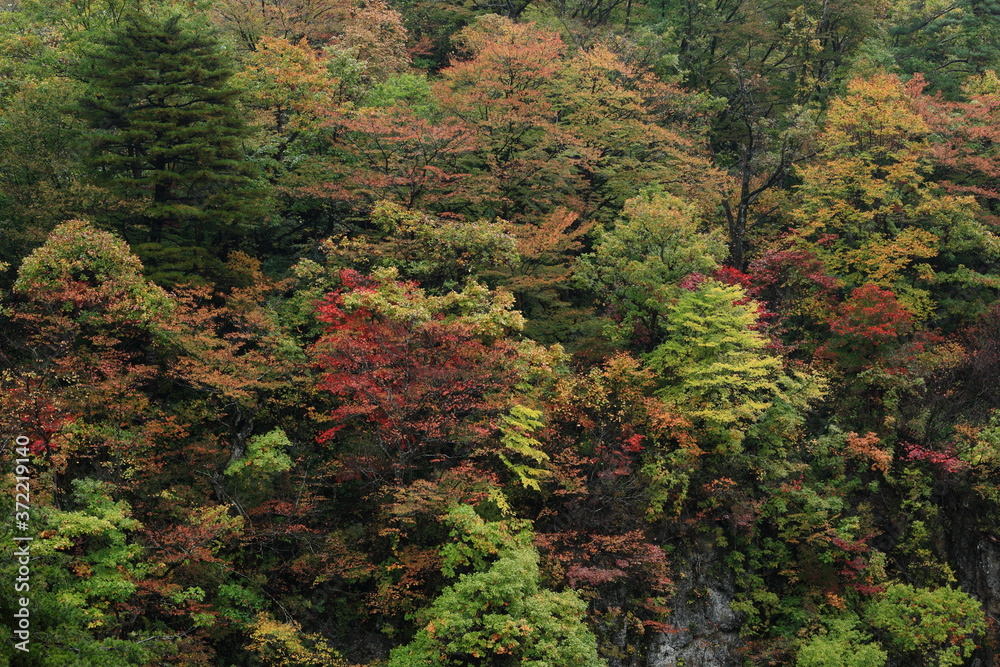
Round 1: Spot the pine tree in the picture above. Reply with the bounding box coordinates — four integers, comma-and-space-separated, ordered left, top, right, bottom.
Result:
76, 12, 266, 248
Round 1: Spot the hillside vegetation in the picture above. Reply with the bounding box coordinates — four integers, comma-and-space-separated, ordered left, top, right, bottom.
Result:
2, 0, 1000, 664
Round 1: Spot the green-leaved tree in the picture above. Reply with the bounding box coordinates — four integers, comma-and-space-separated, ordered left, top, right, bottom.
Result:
389, 504, 605, 666
75, 11, 267, 249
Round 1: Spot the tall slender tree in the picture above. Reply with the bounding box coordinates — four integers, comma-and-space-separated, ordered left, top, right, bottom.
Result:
76, 12, 267, 248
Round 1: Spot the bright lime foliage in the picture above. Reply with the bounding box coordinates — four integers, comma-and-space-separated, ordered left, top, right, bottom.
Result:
389, 505, 606, 666
225, 428, 295, 503
865, 583, 986, 666
498, 405, 552, 492
0, 479, 168, 665
225, 428, 294, 479
43, 478, 145, 612
578, 189, 726, 341
364, 73, 439, 116
797, 616, 887, 667
645, 280, 782, 450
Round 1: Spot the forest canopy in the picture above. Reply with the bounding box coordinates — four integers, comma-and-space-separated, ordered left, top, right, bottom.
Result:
2, 0, 1000, 665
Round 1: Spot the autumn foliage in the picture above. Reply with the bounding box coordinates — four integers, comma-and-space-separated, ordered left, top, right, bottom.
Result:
3, 3, 1000, 666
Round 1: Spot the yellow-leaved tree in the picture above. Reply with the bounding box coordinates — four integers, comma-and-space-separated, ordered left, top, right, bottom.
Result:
785, 73, 1000, 324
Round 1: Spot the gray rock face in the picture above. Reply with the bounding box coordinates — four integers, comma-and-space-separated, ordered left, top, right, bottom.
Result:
973, 538, 1000, 617
951, 534, 1000, 667
646, 546, 743, 667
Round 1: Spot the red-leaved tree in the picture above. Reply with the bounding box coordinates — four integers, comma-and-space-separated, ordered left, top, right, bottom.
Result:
312, 268, 523, 483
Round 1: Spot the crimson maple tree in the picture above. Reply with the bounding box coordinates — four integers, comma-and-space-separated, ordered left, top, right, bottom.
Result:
311, 268, 523, 483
